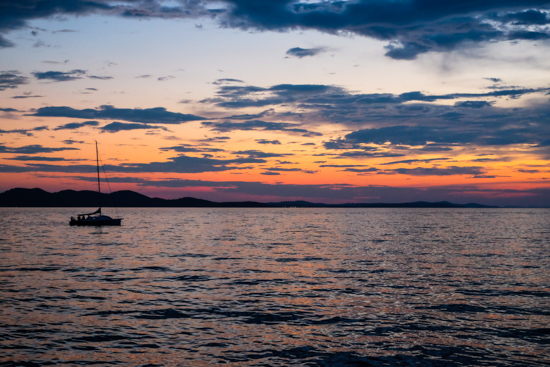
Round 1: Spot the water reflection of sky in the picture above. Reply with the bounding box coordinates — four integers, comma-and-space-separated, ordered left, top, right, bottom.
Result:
1, 208, 549, 366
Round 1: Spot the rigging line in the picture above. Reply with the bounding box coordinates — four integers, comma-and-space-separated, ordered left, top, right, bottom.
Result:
98, 151, 121, 218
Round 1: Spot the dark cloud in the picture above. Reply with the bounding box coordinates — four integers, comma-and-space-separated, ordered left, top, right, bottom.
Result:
341, 167, 379, 173
62, 139, 84, 145
100, 121, 170, 133
319, 164, 379, 173
0, 144, 79, 154
224, 109, 274, 120
199, 136, 231, 143
0, 0, 211, 48
31, 105, 205, 124
0, 71, 28, 90
320, 164, 369, 168
256, 139, 281, 145
382, 166, 485, 176
202, 119, 322, 137
331, 122, 546, 148
88, 75, 113, 80
493, 10, 550, 25
509, 30, 550, 40
213, 78, 244, 85
11, 94, 43, 99
0, 125, 48, 136
205, 82, 548, 115
1, 1, 548, 59
54, 120, 99, 130
0, 153, 261, 174
160, 144, 225, 153
381, 158, 451, 166
112, 154, 265, 174
344, 126, 463, 146
286, 47, 325, 58
265, 167, 302, 172
202, 83, 343, 108
6, 155, 69, 161
32, 69, 86, 82
455, 101, 493, 108
157, 75, 175, 81
234, 150, 289, 159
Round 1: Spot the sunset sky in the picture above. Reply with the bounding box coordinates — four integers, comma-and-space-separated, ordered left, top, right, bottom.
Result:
1, 0, 549, 206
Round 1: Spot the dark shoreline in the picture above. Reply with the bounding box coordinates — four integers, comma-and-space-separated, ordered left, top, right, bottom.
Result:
0, 188, 499, 208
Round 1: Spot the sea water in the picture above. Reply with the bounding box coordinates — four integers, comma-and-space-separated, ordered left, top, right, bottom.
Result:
0, 207, 549, 366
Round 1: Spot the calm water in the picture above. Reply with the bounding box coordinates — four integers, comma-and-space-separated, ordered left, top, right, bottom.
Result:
0, 208, 549, 366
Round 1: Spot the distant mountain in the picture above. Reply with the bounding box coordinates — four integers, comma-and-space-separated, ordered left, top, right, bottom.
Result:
0, 188, 498, 208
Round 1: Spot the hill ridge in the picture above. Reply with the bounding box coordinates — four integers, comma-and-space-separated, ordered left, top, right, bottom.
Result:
0, 188, 498, 208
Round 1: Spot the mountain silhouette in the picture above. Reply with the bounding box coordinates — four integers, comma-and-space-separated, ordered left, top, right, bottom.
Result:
0, 188, 497, 208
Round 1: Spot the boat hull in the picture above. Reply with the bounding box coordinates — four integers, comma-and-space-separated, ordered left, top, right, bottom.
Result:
70, 218, 122, 226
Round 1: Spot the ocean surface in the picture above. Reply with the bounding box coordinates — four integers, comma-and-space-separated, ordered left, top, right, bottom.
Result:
0, 207, 549, 366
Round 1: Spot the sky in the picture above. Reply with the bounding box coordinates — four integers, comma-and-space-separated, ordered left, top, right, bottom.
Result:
1, 0, 550, 207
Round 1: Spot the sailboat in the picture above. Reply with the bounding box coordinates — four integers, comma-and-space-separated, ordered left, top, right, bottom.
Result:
69, 141, 122, 226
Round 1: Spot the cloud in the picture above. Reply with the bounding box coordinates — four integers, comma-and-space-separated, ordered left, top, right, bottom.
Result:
494, 10, 550, 25
454, 101, 493, 108
233, 150, 289, 158
33, 69, 86, 82
1, 1, 548, 60
31, 105, 205, 124
0, 154, 260, 174
160, 144, 225, 153
0, 144, 79, 154
11, 94, 43, 99
256, 139, 281, 145
382, 166, 486, 176
204, 82, 549, 117
219, 0, 550, 59
381, 158, 451, 166
343, 126, 463, 146
202, 83, 344, 108
54, 120, 99, 130
224, 109, 274, 120
328, 121, 547, 149
157, 75, 175, 81
0, 71, 28, 90
6, 155, 70, 161
100, 121, 170, 133
62, 139, 84, 145
0, 126, 49, 136
202, 119, 322, 137
111, 154, 265, 174
286, 47, 325, 58
213, 78, 244, 85
88, 75, 113, 80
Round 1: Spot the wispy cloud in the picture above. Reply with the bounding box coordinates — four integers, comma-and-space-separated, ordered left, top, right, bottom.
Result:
100, 121, 170, 133
33, 69, 86, 82
0, 144, 79, 154
54, 120, 99, 131
31, 105, 205, 124
0, 71, 28, 90
202, 119, 322, 137
0, 126, 49, 136
286, 47, 325, 58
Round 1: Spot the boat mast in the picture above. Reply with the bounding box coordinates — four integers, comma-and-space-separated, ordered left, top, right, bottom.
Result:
95, 141, 101, 214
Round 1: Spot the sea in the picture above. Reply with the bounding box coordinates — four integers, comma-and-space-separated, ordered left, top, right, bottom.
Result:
0, 207, 549, 366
